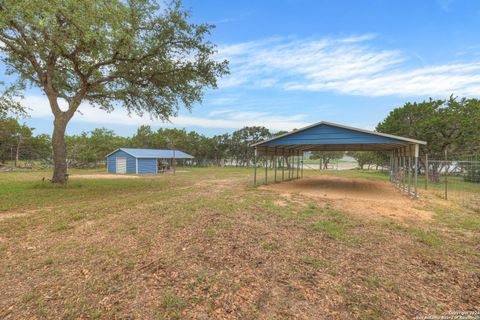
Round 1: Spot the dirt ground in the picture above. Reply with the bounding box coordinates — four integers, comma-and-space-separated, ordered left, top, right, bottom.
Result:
263, 175, 433, 222
69, 172, 191, 179
69, 174, 140, 179
0, 169, 479, 319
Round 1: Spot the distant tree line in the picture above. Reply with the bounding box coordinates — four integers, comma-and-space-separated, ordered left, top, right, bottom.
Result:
378, 96, 480, 180
1, 96, 479, 169
0, 118, 275, 168
309, 151, 389, 170
0, 117, 51, 166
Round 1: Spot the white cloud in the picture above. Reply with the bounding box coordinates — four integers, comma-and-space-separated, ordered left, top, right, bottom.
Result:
207, 108, 235, 116
337, 33, 378, 43
21, 95, 308, 131
217, 35, 480, 97
208, 97, 238, 106
437, 0, 454, 12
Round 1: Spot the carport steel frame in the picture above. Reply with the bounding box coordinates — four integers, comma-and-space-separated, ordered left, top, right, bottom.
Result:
251, 122, 426, 198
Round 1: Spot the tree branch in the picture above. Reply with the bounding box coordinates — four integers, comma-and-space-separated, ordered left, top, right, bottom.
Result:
8, 22, 47, 83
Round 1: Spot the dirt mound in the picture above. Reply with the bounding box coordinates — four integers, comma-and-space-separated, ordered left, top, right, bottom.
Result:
263, 175, 433, 222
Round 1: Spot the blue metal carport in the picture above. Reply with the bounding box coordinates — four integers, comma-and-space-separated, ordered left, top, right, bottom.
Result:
251, 121, 426, 197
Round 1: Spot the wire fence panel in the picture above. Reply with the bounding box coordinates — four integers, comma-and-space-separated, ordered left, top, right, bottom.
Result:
422, 155, 480, 210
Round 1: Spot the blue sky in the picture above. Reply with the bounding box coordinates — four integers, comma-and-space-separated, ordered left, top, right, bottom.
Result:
10, 0, 480, 136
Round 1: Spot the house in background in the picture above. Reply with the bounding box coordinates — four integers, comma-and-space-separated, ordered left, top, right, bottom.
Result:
106, 148, 194, 174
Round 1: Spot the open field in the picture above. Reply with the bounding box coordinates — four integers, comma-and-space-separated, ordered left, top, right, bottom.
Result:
0, 168, 479, 319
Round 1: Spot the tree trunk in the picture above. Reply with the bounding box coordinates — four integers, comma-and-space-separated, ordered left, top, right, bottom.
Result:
15, 138, 21, 167
51, 116, 69, 184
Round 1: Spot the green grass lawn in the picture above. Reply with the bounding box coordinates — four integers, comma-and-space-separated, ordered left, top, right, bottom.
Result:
0, 167, 248, 212
419, 175, 480, 193
302, 158, 356, 165
0, 167, 479, 319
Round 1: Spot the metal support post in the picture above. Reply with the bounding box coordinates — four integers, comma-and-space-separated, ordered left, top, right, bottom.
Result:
265, 156, 268, 184
274, 148, 277, 183
296, 150, 300, 179
414, 144, 419, 198
289, 154, 292, 180
301, 152, 304, 178
287, 155, 290, 180
390, 152, 393, 182
402, 149, 406, 192
253, 147, 257, 185
408, 154, 411, 195
444, 150, 448, 200
393, 149, 397, 185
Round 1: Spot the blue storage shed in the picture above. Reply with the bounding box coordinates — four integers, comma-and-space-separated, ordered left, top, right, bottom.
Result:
106, 148, 194, 174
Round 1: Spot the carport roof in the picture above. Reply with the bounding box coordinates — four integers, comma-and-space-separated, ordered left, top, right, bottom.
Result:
251, 121, 426, 155
106, 148, 194, 159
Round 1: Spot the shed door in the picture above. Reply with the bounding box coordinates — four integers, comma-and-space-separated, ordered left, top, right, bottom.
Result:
116, 157, 127, 174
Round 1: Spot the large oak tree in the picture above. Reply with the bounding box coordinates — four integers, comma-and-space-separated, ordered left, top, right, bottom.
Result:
0, 0, 228, 183
376, 97, 480, 159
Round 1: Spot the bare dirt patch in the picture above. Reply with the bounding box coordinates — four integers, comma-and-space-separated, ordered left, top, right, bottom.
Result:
263, 175, 433, 222
69, 174, 140, 179
0, 212, 28, 221
0, 207, 56, 222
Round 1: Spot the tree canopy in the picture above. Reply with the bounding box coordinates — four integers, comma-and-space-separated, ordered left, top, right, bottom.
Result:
310, 151, 344, 169
0, 116, 51, 165
0, 0, 228, 183
376, 97, 480, 159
